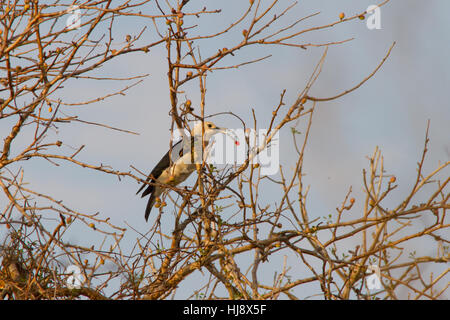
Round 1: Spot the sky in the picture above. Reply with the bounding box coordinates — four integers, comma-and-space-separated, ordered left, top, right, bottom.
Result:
1, 0, 449, 299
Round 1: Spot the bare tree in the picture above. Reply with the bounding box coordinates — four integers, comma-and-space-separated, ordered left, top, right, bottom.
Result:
0, 0, 448, 300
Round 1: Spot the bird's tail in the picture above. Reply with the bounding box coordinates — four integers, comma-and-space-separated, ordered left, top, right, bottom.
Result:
144, 193, 156, 221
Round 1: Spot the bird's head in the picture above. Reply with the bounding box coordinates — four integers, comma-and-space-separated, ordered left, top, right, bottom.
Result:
191, 121, 226, 141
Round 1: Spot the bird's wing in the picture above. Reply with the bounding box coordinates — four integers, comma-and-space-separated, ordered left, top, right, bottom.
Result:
136, 139, 184, 197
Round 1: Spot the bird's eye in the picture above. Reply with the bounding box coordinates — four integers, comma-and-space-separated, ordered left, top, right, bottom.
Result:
207, 124, 212, 128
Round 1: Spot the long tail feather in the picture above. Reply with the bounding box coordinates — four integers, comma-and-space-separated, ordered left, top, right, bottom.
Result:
144, 192, 156, 221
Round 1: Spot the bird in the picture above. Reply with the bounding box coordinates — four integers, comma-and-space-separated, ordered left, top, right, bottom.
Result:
137, 121, 227, 221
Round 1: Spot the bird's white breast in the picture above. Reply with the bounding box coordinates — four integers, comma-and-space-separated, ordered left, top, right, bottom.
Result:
157, 140, 211, 188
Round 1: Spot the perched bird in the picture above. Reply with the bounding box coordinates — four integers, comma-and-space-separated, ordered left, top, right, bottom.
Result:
137, 121, 227, 221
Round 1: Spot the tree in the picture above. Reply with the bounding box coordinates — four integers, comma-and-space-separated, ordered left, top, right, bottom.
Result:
0, 0, 448, 300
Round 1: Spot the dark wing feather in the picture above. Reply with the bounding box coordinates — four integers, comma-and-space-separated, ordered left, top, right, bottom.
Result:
136, 139, 184, 198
